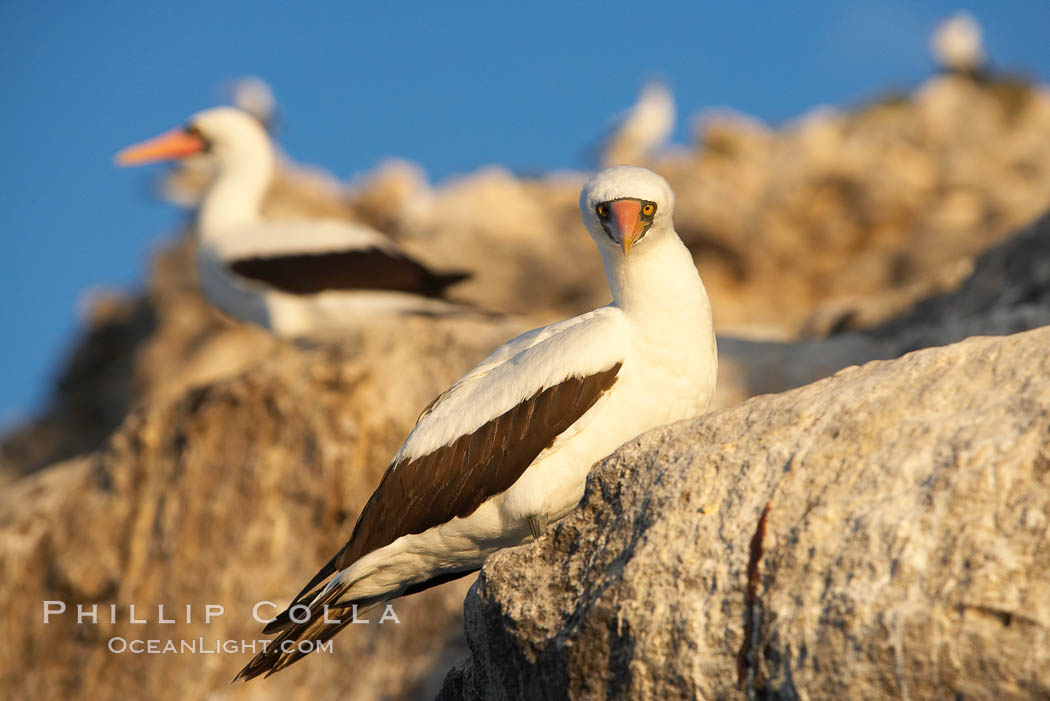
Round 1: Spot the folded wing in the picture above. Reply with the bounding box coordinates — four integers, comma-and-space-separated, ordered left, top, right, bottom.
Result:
237, 309, 626, 679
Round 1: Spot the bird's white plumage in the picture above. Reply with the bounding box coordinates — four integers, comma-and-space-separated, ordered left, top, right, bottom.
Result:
161, 79, 278, 207
227, 76, 277, 130
143, 107, 472, 335
201, 217, 399, 262
931, 12, 985, 73
195, 247, 465, 337
237, 166, 718, 680
337, 165, 716, 597
396, 306, 627, 461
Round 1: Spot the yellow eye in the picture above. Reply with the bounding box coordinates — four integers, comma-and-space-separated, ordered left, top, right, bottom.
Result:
642, 202, 656, 217
596, 203, 609, 218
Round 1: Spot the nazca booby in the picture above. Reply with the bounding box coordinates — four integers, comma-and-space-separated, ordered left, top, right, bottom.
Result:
116, 107, 472, 337
235, 166, 718, 679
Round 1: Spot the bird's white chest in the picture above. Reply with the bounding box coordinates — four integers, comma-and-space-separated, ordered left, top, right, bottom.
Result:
501, 314, 716, 527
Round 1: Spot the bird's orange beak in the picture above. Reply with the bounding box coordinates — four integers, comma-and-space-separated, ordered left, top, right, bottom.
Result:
115, 128, 206, 166
608, 200, 644, 256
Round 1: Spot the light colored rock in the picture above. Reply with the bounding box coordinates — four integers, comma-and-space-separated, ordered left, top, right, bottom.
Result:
714, 211, 1050, 408
0, 316, 528, 701
444, 326, 1050, 700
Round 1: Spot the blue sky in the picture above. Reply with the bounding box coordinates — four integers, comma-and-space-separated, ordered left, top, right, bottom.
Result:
1, 1, 1048, 428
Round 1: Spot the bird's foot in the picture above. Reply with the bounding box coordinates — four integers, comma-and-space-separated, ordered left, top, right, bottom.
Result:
527, 514, 549, 540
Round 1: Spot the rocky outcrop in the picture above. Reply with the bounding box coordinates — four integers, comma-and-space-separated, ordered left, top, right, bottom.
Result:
0, 316, 525, 700
443, 326, 1050, 700
666, 73, 1050, 334
714, 210, 1050, 406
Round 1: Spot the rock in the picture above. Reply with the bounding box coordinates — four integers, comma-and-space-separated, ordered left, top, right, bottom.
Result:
0, 234, 280, 484
444, 326, 1050, 699
714, 210, 1050, 407
0, 315, 528, 700
670, 74, 1050, 335
869, 210, 1050, 352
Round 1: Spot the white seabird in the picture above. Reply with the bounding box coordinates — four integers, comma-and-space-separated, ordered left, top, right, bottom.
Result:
931, 12, 986, 76
226, 76, 278, 133
235, 165, 718, 679
116, 107, 473, 337
597, 81, 675, 168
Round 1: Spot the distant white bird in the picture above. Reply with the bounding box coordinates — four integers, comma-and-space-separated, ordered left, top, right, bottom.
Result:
597, 82, 675, 168
226, 76, 278, 132
117, 107, 472, 336
931, 12, 986, 75
234, 166, 718, 679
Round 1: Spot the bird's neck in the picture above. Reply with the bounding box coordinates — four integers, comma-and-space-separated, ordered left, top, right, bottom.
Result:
602, 230, 714, 333
198, 143, 275, 237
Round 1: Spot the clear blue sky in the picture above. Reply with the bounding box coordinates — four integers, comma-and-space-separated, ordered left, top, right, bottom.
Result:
1, 1, 1048, 428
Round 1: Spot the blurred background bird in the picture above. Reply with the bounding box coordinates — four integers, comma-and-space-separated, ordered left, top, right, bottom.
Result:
159, 77, 278, 208
595, 81, 675, 168
117, 107, 474, 337
158, 77, 357, 222
930, 12, 987, 77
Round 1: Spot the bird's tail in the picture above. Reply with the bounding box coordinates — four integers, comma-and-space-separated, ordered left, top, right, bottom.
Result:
431, 269, 472, 294
234, 577, 379, 681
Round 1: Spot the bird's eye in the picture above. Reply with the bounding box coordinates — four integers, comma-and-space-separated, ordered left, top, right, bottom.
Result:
642, 202, 656, 217
596, 203, 609, 218
183, 124, 211, 152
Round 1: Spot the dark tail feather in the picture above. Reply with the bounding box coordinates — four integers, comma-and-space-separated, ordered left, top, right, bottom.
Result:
261, 582, 328, 635
238, 567, 482, 681
429, 269, 472, 296
235, 581, 356, 682
261, 549, 345, 635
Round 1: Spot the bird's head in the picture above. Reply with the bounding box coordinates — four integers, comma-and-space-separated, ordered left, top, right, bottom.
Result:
115, 106, 270, 168
579, 166, 675, 257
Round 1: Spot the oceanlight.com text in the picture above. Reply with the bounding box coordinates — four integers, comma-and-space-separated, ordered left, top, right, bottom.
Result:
106, 637, 334, 655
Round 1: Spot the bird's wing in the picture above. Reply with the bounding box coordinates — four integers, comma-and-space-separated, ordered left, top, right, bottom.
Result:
225, 249, 469, 297
393, 306, 626, 464
208, 218, 469, 296
266, 308, 625, 614
434, 306, 615, 394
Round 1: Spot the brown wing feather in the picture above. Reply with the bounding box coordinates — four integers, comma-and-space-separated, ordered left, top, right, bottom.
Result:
238, 363, 621, 681
336, 362, 621, 568
228, 248, 470, 296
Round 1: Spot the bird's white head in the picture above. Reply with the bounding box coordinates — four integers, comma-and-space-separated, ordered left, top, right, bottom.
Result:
579, 166, 675, 257
115, 106, 271, 170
